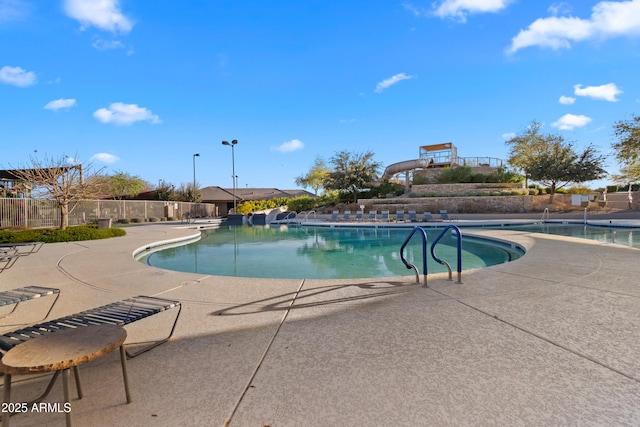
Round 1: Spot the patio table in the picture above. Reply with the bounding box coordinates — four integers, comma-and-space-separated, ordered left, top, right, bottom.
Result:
0, 324, 131, 427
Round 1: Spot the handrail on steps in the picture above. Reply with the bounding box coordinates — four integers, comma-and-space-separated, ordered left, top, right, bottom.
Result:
399, 227, 428, 286
540, 207, 549, 223
430, 225, 463, 284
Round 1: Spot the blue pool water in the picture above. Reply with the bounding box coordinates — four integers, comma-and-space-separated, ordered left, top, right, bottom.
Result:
139, 225, 524, 279
489, 222, 640, 249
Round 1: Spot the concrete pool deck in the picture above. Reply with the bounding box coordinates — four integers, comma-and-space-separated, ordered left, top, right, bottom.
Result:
2, 212, 640, 426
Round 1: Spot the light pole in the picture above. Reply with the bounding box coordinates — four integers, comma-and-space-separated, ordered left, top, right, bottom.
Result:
192, 153, 200, 202
221, 140, 238, 212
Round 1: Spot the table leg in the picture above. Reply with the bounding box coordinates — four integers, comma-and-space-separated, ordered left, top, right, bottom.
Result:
2, 374, 11, 427
119, 345, 131, 403
62, 369, 72, 427
72, 366, 82, 399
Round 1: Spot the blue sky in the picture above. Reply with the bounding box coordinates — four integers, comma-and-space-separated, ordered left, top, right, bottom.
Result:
1, 0, 639, 191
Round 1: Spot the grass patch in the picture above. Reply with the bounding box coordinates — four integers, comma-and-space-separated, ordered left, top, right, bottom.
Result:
0, 224, 126, 243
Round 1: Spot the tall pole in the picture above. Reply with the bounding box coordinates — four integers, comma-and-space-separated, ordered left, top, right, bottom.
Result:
222, 140, 238, 212
192, 153, 200, 202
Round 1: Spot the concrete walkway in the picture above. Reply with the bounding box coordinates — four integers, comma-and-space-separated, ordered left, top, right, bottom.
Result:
2, 214, 640, 426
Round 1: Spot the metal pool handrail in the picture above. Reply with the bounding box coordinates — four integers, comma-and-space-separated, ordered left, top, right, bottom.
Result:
400, 227, 428, 286
541, 207, 549, 223
430, 225, 463, 284
302, 210, 316, 221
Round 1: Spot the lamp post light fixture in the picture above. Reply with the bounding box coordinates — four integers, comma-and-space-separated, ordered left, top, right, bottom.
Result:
221, 139, 238, 212
192, 153, 200, 202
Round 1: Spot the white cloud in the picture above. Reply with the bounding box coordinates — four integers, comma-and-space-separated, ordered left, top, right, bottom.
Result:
574, 83, 622, 102
64, 0, 133, 34
92, 38, 125, 50
508, 0, 640, 53
548, 2, 572, 16
432, 0, 513, 22
552, 113, 592, 130
0, 0, 31, 22
93, 102, 161, 125
502, 132, 516, 140
271, 139, 304, 153
0, 65, 36, 87
375, 73, 414, 93
44, 98, 77, 110
559, 95, 576, 104
91, 152, 120, 164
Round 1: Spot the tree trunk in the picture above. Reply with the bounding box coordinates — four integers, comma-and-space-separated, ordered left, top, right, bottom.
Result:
59, 202, 69, 230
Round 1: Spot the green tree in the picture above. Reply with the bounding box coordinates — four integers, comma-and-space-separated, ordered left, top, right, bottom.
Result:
324, 150, 382, 204
611, 114, 640, 185
295, 156, 330, 196
528, 139, 607, 201
505, 120, 547, 187
155, 180, 176, 201
98, 171, 147, 200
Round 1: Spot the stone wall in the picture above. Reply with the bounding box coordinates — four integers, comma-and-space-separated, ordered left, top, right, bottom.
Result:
356, 194, 593, 214
411, 182, 524, 196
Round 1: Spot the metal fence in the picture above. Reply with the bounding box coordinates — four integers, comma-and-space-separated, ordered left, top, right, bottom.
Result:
458, 157, 503, 168
0, 198, 218, 229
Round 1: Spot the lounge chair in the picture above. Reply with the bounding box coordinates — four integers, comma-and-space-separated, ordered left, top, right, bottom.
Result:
342, 210, 351, 221
368, 211, 377, 221
0, 242, 43, 273
331, 210, 339, 221
408, 211, 418, 222
423, 212, 436, 222
355, 211, 363, 221
0, 286, 60, 323
440, 210, 456, 221
380, 210, 390, 222
396, 210, 406, 222
0, 295, 181, 359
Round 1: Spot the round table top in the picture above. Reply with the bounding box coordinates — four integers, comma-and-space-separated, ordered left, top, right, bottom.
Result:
0, 324, 127, 375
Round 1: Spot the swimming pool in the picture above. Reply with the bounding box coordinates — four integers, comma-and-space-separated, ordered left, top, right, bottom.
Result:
488, 222, 640, 250
138, 225, 524, 279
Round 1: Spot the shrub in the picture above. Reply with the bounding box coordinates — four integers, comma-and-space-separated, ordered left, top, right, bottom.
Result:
411, 175, 430, 185
287, 196, 316, 212
0, 225, 125, 243
131, 218, 142, 223
437, 166, 475, 183
567, 186, 593, 194
118, 218, 131, 224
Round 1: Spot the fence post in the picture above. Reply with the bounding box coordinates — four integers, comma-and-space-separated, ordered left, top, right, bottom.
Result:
24, 199, 28, 228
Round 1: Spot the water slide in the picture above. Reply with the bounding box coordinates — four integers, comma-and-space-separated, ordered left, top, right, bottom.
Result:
379, 158, 430, 182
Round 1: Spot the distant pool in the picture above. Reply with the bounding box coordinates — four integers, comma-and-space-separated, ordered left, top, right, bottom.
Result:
138, 225, 524, 279
490, 223, 640, 249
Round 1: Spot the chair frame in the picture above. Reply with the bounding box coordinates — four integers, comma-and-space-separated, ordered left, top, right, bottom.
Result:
0, 295, 181, 359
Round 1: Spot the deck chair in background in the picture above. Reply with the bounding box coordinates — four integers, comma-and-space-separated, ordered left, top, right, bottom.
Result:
408, 211, 418, 222
423, 212, 436, 222
331, 211, 339, 221
368, 211, 377, 221
0, 295, 181, 359
355, 211, 363, 221
396, 210, 406, 222
342, 210, 351, 221
380, 211, 390, 222
440, 210, 456, 221
0, 242, 43, 273
0, 286, 60, 324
